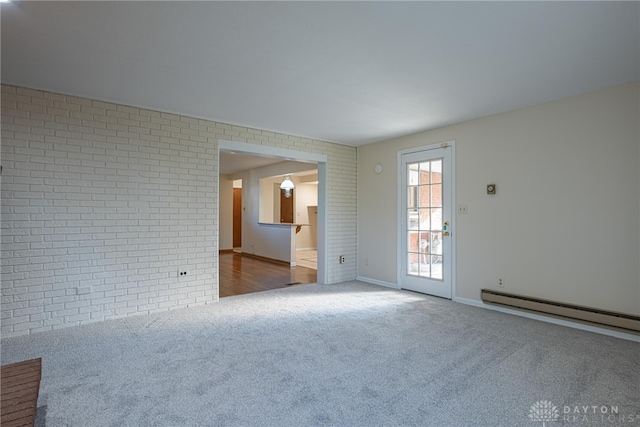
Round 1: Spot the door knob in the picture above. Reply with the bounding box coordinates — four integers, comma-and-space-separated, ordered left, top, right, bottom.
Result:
443, 231, 450, 237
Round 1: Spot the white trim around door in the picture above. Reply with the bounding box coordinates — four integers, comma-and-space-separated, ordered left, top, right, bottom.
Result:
397, 141, 456, 299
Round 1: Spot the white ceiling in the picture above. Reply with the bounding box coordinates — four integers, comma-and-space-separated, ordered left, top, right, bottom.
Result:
218, 152, 285, 175
2, 1, 638, 146
217, 150, 316, 175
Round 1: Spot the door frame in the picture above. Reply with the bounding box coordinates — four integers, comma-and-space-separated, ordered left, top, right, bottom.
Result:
218, 140, 328, 285
396, 141, 456, 298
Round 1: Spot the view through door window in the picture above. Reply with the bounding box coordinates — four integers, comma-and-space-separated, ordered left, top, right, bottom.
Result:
407, 159, 443, 280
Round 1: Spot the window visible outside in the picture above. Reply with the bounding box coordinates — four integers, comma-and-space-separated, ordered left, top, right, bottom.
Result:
407, 159, 443, 280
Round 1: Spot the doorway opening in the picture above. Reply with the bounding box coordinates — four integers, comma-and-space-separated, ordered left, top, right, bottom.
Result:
218, 140, 328, 298
280, 188, 294, 223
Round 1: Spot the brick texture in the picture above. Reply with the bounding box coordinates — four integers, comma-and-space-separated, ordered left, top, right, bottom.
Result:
1, 85, 357, 337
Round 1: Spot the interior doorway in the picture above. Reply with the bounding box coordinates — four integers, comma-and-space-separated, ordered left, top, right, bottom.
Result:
218, 140, 328, 290
233, 184, 242, 248
280, 188, 294, 223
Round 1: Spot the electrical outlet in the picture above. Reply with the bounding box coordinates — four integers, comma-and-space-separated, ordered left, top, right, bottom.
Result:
339, 255, 346, 264
498, 278, 504, 288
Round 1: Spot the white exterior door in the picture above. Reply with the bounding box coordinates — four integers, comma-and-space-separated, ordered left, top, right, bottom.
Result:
399, 143, 454, 299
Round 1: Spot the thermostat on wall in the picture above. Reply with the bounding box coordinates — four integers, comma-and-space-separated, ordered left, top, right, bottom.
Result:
374, 163, 383, 174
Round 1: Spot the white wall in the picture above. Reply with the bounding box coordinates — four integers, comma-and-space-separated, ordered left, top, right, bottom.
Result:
295, 180, 318, 250
257, 176, 279, 223
1, 85, 357, 337
257, 173, 318, 251
219, 174, 233, 250
232, 161, 316, 262
358, 82, 640, 315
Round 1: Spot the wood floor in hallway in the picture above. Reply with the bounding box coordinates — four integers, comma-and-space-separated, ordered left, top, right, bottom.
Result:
219, 252, 317, 297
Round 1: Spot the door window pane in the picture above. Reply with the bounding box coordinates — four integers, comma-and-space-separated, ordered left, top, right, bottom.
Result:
419, 162, 430, 185
431, 160, 442, 184
409, 164, 420, 186
430, 256, 443, 280
419, 208, 430, 229
408, 187, 417, 209
431, 232, 443, 255
430, 184, 442, 207
408, 253, 419, 274
420, 262, 431, 277
408, 211, 419, 230
408, 231, 419, 252
430, 208, 442, 231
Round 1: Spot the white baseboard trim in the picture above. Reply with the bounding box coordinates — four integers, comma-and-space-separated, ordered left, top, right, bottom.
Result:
356, 276, 400, 289
453, 296, 640, 342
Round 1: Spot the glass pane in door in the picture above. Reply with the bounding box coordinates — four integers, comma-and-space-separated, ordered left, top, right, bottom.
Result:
406, 158, 444, 280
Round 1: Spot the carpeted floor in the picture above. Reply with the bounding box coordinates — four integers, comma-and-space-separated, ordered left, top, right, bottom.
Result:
1, 281, 639, 426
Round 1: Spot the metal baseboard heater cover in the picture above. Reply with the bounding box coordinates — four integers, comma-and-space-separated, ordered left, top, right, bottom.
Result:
481, 289, 640, 334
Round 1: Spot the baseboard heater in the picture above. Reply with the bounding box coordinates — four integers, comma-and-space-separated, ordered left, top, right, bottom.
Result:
480, 289, 640, 334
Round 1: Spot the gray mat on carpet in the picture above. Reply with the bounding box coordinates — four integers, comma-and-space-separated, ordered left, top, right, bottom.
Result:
2, 281, 639, 426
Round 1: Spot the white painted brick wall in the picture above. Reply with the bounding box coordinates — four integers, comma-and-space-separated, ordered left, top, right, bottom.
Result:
1, 85, 357, 337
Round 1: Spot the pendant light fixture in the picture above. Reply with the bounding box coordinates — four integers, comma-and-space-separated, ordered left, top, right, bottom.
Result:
280, 175, 295, 198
